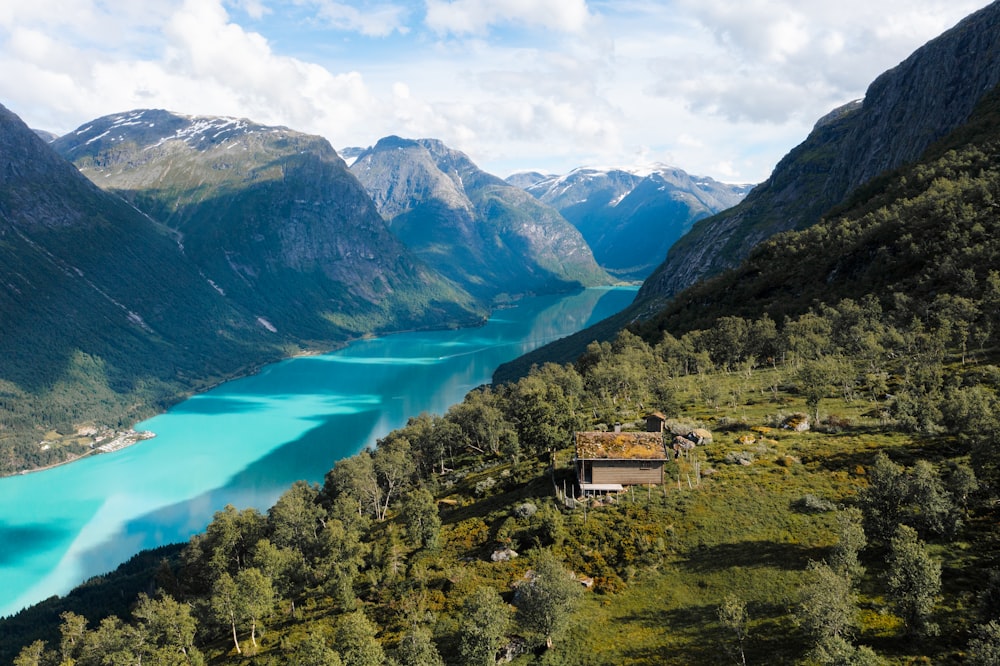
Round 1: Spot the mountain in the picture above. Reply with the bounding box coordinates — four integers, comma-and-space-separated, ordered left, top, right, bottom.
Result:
53, 110, 481, 343
512, 165, 751, 279
640, 0, 1000, 304
0, 104, 281, 473
504, 170, 551, 190
349, 136, 611, 301
639, 82, 1000, 340
32, 129, 58, 143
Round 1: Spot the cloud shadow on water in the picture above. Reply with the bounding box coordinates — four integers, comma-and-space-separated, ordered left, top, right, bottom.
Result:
168, 394, 269, 415
0, 522, 69, 566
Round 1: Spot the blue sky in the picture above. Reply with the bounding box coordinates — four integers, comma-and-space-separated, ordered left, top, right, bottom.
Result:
0, 0, 992, 183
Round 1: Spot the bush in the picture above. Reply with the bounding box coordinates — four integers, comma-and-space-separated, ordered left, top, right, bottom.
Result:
513, 502, 538, 519
724, 451, 755, 465
793, 494, 837, 513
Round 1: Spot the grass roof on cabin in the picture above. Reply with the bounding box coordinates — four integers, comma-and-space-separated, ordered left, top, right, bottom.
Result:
575, 431, 668, 460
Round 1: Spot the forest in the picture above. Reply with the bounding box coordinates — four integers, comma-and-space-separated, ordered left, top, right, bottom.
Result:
6, 71, 1000, 666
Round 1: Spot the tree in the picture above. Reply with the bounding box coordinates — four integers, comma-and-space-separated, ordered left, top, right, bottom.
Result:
59, 610, 88, 663
290, 633, 343, 666
858, 453, 908, 543
459, 586, 512, 666
199, 504, 266, 578
132, 592, 201, 663
717, 594, 749, 666
797, 561, 858, 643
13, 641, 52, 666
322, 439, 413, 522
234, 567, 275, 651
513, 550, 582, 649
80, 615, 143, 666
886, 524, 941, 637
253, 538, 307, 616
907, 460, 958, 538
334, 610, 386, 666
448, 387, 518, 458
503, 367, 583, 456
210, 572, 243, 654
267, 480, 324, 557
400, 412, 460, 476
401, 485, 441, 549
809, 635, 882, 666
944, 385, 1000, 494
967, 620, 1000, 666
796, 355, 850, 423
395, 626, 445, 666
829, 507, 867, 583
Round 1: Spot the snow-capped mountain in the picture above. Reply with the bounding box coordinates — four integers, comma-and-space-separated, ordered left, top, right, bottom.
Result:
509, 164, 753, 280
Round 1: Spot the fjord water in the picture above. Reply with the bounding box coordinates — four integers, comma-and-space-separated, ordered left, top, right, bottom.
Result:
0, 287, 635, 617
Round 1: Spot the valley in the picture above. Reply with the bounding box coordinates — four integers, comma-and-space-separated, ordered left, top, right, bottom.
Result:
3, 2, 1000, 664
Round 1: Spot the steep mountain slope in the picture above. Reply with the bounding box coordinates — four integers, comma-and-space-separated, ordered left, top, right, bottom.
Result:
640, 0, 1000, 303
0, 104, 279, 473
54, 111, 480, 343
513, 165, 751, 279
638, 84, 1000, 341
350, 136, 610, 301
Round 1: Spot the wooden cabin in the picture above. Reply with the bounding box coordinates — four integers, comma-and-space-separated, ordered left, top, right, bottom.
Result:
574, 431, 669, 492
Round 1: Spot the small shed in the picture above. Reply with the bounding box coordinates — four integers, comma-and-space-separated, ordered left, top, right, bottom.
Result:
574, 431, 669, 491
644, 412, 667, 433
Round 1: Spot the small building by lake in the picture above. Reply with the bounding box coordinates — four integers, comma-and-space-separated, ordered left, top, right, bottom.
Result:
574, 430, 669, 492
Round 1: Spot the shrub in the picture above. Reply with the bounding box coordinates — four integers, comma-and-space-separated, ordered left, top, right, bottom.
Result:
793, 494, 837, 513
513, 502, 538, 519
724, 451, 755, 465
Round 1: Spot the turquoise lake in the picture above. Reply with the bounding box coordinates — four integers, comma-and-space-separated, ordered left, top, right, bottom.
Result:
0, 286, 636, 617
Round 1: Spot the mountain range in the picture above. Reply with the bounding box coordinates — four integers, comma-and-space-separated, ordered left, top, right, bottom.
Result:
51, 111, 480, 342
494, 0, 1000, 381
509, 165, 751, 279
0, 104, 281, 472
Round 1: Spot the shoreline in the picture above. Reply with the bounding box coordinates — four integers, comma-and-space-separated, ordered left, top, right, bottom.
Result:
4, 284, 617, 478
17, 430, 156, 476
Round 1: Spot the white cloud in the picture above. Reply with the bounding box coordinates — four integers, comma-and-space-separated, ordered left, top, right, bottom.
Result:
292, 0, 411, 37
0, 0, 993, 185
424, 0, 591, 35
226, 0, 270, 20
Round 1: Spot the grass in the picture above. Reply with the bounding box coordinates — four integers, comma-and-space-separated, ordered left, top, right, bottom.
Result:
485, 366, 982, 664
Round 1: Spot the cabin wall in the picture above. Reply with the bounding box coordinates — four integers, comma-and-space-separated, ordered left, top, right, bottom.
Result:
591, 460, 664, 485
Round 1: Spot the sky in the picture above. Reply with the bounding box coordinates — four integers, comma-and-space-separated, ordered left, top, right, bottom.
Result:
0, 0, 993, 184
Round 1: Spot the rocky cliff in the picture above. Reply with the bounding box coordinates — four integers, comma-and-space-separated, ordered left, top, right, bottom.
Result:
640, 0, 1000, 304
